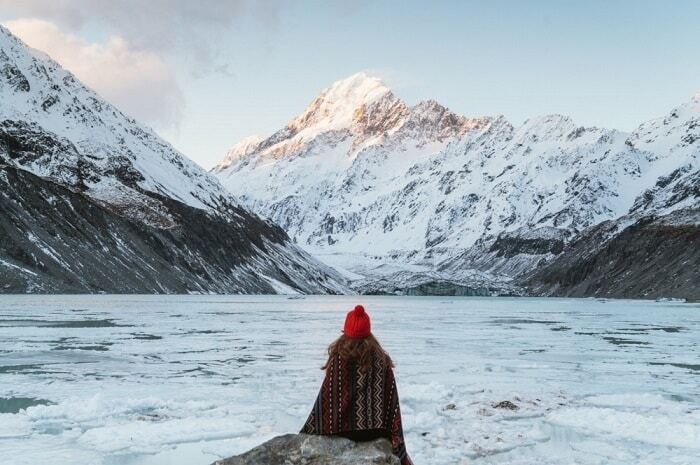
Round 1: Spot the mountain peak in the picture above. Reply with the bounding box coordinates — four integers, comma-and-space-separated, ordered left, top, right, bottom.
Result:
289, 72, 393, 132
323, 72, 390, 103
212, 134, 266, 172
0, 23, 13, 39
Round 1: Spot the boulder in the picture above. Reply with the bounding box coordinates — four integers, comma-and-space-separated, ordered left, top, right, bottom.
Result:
212, 434, 400, 465
492, 400, 519, 410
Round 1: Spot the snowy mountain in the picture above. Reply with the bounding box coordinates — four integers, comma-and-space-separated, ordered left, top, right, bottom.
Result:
0, 25, 348, 294
214, 73, 699, 298
527, 93, 700, 298
0, 25, 234, 225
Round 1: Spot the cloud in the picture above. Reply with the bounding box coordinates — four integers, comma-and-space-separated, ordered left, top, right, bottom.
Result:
0, 1, 280, 69
4, 19, 184, 129
0, 2, 285, 129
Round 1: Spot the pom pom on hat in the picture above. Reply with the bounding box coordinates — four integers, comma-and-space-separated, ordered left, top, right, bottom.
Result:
343, 304, 371, 338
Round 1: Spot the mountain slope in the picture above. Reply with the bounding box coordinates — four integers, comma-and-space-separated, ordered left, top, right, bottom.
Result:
0, 26, 231, 222
526, 93, 700, 299
524, 209, 699, 300
214, 73, 699, 298
0, 164, 345, 294
0, 25, 348, 294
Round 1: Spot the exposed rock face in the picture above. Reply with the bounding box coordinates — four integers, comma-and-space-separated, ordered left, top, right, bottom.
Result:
354, 269, 520, 296
0, 165, 346, 294
489, 229, 567, 258
0, 25, 348, 294
525, 210, 700, 300
212, 434, 399, 465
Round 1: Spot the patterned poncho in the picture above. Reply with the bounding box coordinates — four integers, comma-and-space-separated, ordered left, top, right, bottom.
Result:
301, 354, 413, 465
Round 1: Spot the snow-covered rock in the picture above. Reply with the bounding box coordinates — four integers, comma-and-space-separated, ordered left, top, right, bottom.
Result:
214, 73, 699, 295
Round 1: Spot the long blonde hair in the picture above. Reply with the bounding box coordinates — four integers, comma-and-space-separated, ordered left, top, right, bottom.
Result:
322, 333, 394, 372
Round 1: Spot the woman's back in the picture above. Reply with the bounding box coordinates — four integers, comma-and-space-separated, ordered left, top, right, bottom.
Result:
301, 305, 413, 465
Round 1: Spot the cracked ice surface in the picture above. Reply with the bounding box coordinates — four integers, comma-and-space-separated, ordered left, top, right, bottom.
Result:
0, 295, 699, 464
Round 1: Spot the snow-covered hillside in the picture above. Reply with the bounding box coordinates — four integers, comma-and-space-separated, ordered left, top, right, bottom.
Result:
0, 25, 348, 294
214, 73, 699, 296
0, 25, 237, 225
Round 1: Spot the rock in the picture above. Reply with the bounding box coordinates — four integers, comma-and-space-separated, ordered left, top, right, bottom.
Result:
492, 400, 519, 410
212, 434, 400, 465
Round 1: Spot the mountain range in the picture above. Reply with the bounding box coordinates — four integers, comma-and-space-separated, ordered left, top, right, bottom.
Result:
0, 25, 347, 294
213, 73, 699, 299
1, 21, 696, 298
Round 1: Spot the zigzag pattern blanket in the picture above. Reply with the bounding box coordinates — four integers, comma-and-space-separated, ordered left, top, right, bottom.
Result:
301, 354, 413, 465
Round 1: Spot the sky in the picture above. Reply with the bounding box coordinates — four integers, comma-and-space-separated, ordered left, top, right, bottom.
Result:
1, 0, 699, 169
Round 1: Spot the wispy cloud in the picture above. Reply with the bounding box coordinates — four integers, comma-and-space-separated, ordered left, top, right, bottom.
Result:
0, 0, 280, 68
0, 1, 283, 129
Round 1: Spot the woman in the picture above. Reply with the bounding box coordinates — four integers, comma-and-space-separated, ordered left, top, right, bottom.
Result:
301, 304, 414, 465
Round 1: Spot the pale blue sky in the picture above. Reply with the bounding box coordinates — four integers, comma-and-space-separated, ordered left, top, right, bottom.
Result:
2, 1, 699, 168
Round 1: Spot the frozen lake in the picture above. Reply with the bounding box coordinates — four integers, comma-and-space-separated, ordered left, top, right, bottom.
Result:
0, 295, 698, 465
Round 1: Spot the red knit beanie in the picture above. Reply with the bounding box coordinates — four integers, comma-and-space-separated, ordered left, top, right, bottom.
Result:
343, 304, 371, 339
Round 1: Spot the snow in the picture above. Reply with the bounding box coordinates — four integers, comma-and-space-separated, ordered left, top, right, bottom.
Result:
290, 72, 391, 132
217, 135, 267, 167
261, 276, 301, 295
0, 258, 38, 276
26, 232, 71, 268
1, 295, 698, 465
547, 405, 700, 450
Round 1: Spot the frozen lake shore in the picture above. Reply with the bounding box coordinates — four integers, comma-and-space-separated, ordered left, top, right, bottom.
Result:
0, 295, 698, 465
